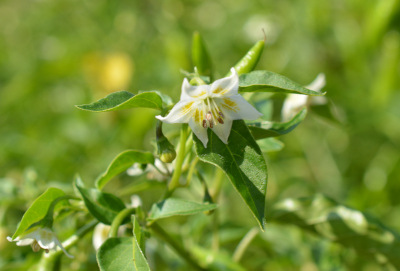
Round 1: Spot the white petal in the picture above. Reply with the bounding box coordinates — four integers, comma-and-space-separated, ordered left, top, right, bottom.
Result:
216, 95, 262, 121
7, 236, 15, 242
156, 100, 198, 124
310, 96, 328, 106
93, 223, 110, 251
211, 120, 233, 144
37, 229, 57, 249
126, 163, 146, 176
210, 68, 239, 97
189, 117, 208, 148
54, 236, 74, 259
305, 73, 325, 92
281, 94, 308, 121
16, 238, 34, 246
181, 78, 210, 100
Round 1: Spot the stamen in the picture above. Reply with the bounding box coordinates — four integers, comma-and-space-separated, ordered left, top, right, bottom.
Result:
209, 120, 214, 128
219, 111, 224, 118
217, 117, 224, 124
31, 240, 41, 252
206, 111, 212, 121
202, 120, 207, 128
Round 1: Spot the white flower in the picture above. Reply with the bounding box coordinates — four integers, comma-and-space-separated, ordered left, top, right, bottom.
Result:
127, 158, 171, 181
281, 73, 326, 121
7, 227, 73, 258
156, 68, 263, 147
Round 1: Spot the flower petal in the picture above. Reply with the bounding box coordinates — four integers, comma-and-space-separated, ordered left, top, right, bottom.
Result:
281, 94, 308, 121
211, 119, 233, 144
181, 78, 210, 100
156, 100, 198, 124
216, 95, 262, 121
189, 116, 208, 148
15, 238, 34, 246
210, 67, 239, 97
305, 73, 325, 92
54, 236, 74, 259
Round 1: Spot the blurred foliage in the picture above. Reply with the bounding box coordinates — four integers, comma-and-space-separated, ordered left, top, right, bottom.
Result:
1, 0, 400, 270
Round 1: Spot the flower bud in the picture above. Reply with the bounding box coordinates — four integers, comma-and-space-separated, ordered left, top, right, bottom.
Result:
156, 119, 176, 163
157, 136, 176, 163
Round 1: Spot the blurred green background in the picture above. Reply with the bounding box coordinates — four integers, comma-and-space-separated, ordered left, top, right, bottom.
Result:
1, 0, 400, 270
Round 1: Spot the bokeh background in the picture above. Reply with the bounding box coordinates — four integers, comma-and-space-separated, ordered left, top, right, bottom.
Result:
1, 0, 400, 270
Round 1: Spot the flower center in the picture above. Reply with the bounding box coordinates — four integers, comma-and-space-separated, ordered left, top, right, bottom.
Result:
201, 97, 224, 129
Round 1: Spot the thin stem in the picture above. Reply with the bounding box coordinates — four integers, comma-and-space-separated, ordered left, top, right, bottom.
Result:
184, 157, 199, 187
232, 227, 259, 262
211, 169, 224, 252
109, 208, 136, 238
212, 210, 219, 252
166, 124, 188, 195
150, 222, 208, 271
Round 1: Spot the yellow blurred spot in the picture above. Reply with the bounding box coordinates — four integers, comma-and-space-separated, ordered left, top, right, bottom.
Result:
83, 52, 134, 95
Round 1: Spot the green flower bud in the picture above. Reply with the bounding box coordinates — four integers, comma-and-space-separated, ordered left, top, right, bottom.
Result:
157, 136, 176, 163
156, 119, 176, 163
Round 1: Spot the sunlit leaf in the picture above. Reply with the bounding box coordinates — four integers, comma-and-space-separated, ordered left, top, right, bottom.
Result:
97, 238, 134, 271
239, 71, 325, 95
12, 188, 65, 239
148, 198, 217, 221
76, 91, 163, 112
75, 176, 126, 225
132, 215, 150, 270
96, 150, 155, 190
270, 194, 400, 269
248, 108, 307, 140
194, 120, 268, 230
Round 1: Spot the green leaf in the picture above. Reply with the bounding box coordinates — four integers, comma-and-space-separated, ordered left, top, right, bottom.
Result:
270, 194, 400, 269
96, 150, 155, 190
76, 91, 163, 112
248, 108, 307, 140
239, 71, 325, 96
74, 176, 126, 225
132, 215, 150, 270
97, 237, 135, 271
139, 90, 173, 106
257, 138, 284, 153
193, 120, 268, 230
12, 187, 65, 239
148, 198, 217, 221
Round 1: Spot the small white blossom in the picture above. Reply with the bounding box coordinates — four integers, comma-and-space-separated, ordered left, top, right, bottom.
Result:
281, 73, 326, 121
7, 227, 73, 258
127, 158, 171, 181
92, 223, 126, 251
156, 68, 263, 147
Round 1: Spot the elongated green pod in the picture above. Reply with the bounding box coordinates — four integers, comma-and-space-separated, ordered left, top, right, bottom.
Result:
192, 31, 212, 77
229, 39, 265, 76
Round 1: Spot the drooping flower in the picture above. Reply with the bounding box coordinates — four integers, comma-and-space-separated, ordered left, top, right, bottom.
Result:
7, 226, 73, 258
156, 68, 263, 147
281, 73, 326, 121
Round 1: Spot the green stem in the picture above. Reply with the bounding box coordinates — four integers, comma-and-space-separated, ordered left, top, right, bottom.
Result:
109, 208, 136, 238
37, 220, 97, 271
166, 124, 188, 195
150, 222, 208, 271
232, 227, 259, 262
